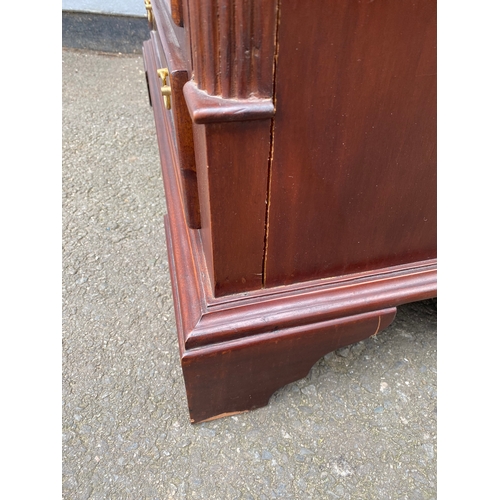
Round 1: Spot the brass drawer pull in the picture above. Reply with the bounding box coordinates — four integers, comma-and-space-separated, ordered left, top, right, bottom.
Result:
144, 0, 154, 25
157, 68, 172, 110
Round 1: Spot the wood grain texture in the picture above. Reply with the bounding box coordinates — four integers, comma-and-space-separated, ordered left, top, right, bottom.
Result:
186, 0, 277, 98
182, 308, 396, 423
142, 1, 438, 423
183, 82, 274, 123
170, 0, 184, 27
264, 0, 437, 287
146, 30, 435, 424
144, 40, 205, 342
151, 0, 190, 66
186, 261, 436, 349
194, 120, 272, 296
177, 0, 279, 294
150, 29, 201, 228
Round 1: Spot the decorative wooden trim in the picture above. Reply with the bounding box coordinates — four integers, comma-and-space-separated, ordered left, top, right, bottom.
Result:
182, 0, 278, 123
186, 0, 278, 99
144, 38, 437, 422
185, 264, 436, 349
183, 81, 274, 123
182, 307, 397, 423
147, 27, 201, 229
144, 41, 205, 339
170, 0, 184, 27
175, 1, 279, 294
151, 0, 191, 67
188, 0, 277, 99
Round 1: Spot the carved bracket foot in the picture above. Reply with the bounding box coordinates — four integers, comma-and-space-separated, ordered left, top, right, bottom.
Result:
182, 308, 396, 423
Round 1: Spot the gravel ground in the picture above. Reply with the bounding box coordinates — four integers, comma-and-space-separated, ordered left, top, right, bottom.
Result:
62, 48, 437, 500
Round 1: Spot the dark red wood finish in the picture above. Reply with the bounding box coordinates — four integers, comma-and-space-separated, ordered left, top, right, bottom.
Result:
193, 120, 272, 296
179, 0, 279, 296
185, 0, 277, 99
144, 33, 436, 422
264, 0, 437, 287
142, 0, 437, 423
170, 0, 184, 27
150, 30, 200, 228
151, 0, 190, 65
183, 308, 396, 423
183, 82, 274, 124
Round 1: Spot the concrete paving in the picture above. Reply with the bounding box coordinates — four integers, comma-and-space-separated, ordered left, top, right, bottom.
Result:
62, 48, 437, 499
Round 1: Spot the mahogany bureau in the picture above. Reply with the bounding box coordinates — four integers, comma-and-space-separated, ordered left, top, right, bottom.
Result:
142, 0, 437, 423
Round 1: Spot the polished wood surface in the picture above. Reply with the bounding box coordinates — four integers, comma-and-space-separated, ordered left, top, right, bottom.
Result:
193, 119, 271, 296
144, 34, 435, 422
183, 82, 274, 124
171, 0, 279, 296
152, 0, 190, 65
149, 3, 200, 227
185, 0, 277, 98
142, 0, 437, 422
170, 0, 184, 27
265, 0, 437, 287
150, 30, 200, 228
183, 308, 396, 423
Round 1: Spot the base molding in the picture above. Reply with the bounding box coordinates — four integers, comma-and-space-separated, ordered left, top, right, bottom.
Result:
182, 308, 396, 423
143, 39, 437, 424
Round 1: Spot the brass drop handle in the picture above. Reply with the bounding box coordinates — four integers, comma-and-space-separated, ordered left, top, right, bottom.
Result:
144, 0, 154, 24
157, 68, 172, 110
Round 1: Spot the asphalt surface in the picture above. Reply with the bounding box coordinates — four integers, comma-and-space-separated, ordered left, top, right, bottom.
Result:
62, 48, 437, 499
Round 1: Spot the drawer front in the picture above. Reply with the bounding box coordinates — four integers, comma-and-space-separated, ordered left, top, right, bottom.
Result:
147, 0, 191, 69
145, 6, 200, 229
